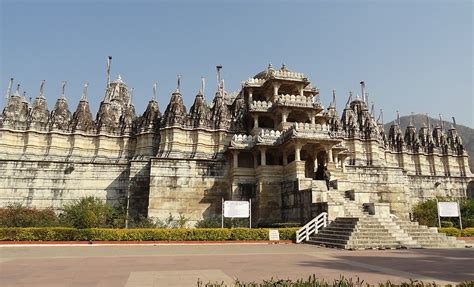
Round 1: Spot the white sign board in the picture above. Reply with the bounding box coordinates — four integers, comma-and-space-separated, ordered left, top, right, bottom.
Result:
269, 229, 280, 241
438, 202, 460, 217
223, 201, 250, 218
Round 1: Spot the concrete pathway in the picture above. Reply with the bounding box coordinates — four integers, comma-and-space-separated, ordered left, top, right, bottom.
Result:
0, 244, 472, 286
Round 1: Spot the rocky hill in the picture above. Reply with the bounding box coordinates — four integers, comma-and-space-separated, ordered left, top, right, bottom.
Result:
385, 114, 474, 174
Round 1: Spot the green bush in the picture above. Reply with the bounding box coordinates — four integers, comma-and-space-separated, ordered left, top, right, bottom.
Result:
59, 197, 125, 229
462, 227, 474, 237
441, 220, 454, 227
0, 203, 59, 227
438, 227, 461, 237
412, 198, 474, 228
0, 227, 298, 241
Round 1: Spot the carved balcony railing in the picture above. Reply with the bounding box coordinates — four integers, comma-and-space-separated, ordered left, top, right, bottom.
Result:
230, 134, 255, 149
275, 94, 322, 109
249, 100, 272, 112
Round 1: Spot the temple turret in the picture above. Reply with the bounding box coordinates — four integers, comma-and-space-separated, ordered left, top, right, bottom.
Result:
140, 83, 161, 132
327, 90, 341, 132
210, 85, 231, 130
1, 82, 29, 130
162, 76, 187, 127
29, 81, 50, 131
189, 89, 211, 128
388, 112, 404, 151
70, 83, 95, 133
404, 113, 418, 151
50, 81, 72, 131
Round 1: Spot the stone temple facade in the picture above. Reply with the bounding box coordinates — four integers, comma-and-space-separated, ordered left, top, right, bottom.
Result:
1, 63, 473, 225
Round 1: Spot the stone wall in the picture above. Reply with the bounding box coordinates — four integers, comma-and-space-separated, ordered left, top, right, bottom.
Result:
148, 158, 230, 225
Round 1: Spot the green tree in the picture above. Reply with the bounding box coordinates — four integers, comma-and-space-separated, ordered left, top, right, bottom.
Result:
59, 197, 124, 229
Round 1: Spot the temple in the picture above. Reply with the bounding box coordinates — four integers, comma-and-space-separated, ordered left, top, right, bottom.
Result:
0, 61, 472, 227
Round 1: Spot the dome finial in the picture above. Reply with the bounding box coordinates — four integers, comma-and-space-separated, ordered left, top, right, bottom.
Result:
61, 81, 67, 99
152, 82, 157, 101
4, 78, 13, 99
106, 56, 112, 87
81, 83, 89, 101
200, 77, 206, 96
39, 80, 45, 98
177, 74, 182, 92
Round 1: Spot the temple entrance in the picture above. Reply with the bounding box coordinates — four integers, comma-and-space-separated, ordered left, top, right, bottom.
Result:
314, 151, 327, 180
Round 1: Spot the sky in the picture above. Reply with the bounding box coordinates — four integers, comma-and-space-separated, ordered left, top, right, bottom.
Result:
1, 0, 473, 127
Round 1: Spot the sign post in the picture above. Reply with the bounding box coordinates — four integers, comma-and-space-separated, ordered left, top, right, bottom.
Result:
437, 200, 463, 230
222, 199, 252, 228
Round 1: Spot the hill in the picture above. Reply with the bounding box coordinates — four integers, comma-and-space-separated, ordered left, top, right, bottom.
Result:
384, 114, 474, 174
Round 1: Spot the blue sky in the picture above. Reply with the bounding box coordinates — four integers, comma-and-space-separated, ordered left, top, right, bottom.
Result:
1, 0, 473, 127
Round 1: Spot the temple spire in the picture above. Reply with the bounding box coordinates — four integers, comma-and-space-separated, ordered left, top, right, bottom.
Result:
370, 102, 375, 117
61, 81, 67, 99
81, 83, 89, 101
200, 77, 206, 96
439, 114, 444, 130
360, 81, 366, 103
176, 75, 181, 92
426, 113, 431, 131
39, 80, 45, 98
106, 56, 112, 87
396, 110, 400, 125
5, 78, 13, 99
216, 65, 222, 91
128, 88, 133, 106
377, 109, 384, 125
152, 82, 157, 101
408, 112, 415, 126
331, 90, 336, 108
452, 117, 457, 128
345, 91, 353, 108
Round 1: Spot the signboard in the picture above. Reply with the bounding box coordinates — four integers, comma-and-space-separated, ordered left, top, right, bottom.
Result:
223, 201, 250, 218
269, 229, 280, 241
438, 202, 460, 217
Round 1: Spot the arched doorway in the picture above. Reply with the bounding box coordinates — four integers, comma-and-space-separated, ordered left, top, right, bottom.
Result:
314, 151, 327, 180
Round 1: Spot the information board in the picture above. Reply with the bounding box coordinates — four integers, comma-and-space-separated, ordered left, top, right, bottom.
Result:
438, 202, 460, 217
223, 201, 250, 218
269, 229, 280, 241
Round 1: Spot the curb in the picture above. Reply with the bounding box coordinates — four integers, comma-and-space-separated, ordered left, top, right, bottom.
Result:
0, 240, 294, 246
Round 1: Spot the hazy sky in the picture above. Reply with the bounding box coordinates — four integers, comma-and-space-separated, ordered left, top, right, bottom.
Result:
1, 0, 473, 127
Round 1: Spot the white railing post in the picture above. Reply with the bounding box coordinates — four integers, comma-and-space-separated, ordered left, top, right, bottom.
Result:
296, 212, 328, 244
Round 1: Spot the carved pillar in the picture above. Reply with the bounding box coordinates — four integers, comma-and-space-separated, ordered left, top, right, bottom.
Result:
248, 88, 253, 103
295, 143, 302, 162
260, 147, 267, 166
325, 145, 333, 163
341, 156, 346, 172
253, 114, 259, 128
232, 151, 239, 168
282, 110, 288, 123
299, 84, 304, 97
273, 83, 280, 97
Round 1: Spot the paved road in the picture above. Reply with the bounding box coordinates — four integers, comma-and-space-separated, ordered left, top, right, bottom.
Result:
0, 243, 473, 286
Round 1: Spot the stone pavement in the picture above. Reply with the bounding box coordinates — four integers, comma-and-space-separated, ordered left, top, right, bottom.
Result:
0, 243, 473, 286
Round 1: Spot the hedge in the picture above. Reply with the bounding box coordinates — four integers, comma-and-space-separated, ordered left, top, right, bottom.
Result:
0, 227, 298, 241
438, 227, 474, 237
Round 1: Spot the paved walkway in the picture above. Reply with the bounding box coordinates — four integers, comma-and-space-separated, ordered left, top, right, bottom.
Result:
0, 244, 473, 286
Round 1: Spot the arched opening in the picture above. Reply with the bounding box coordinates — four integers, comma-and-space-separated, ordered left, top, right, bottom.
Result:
238, 152, 254, 168
287, 111, 310, 123
258, 115, 275, 129
252, 92, 266, 102
304, 153, 315, 179
278, 84, 299, 95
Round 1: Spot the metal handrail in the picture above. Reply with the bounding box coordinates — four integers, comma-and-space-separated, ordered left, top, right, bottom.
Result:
296, 212, 328, 243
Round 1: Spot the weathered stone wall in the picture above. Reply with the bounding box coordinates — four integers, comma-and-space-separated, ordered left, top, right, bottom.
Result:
0, 159, 129, 209
148, 158, 230, 225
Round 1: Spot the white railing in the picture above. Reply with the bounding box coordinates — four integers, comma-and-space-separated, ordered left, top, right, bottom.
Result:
296, 212, 328, 243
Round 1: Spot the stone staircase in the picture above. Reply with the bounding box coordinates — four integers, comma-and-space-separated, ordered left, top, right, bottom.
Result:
306, 190, 466, 249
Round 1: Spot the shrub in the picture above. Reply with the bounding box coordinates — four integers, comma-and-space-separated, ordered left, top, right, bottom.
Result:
438, 227, 461, 237
59, 197, 124, 229
0, 227, 298, 241
462, 227, 474, 237
261, 222, 301, 228
0, 203, 59, 227
412, 198, 474, 228
441, 220, 454, 227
